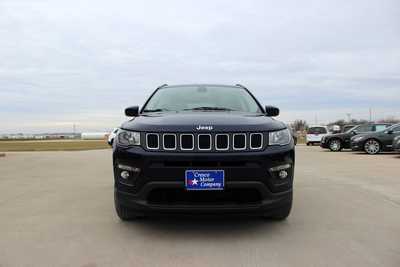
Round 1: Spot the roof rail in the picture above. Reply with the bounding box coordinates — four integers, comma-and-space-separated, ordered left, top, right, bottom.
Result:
235, 84, 247, 89
156, 84, 168, 89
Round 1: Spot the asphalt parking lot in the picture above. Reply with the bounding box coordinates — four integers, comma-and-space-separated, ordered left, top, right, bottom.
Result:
0, 146, 399, 267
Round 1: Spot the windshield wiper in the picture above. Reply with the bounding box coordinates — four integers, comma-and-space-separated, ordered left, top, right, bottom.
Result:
142, 108, 171, 113
183, 107, 236, 111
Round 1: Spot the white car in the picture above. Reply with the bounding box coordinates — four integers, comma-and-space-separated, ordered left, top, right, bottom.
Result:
306, 126, 329, 146
108, 128, 119, 145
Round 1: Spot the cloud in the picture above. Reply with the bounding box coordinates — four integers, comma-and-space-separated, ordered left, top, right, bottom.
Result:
0, 0, 399, 133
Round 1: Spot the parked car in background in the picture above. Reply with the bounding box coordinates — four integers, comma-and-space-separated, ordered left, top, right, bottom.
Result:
351, 123, 400, 154
392, 135, 400, 153
108, 128, 119, 145
330, 125, 341, 134
306, 126, 329, 146
321, 123, 391, 152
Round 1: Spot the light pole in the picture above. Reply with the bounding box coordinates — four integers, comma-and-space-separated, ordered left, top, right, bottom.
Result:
369, 108, 372, 122
346, 113, 351, 122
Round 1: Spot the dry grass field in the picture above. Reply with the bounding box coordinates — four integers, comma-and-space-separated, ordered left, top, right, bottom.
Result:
0, 139, 110, 152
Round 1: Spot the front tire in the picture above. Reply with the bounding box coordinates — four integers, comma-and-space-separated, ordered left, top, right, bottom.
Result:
329, 139, 342, 152
114, 191, 142, 221
264, 192, 292, 221
364, 139, 381, 155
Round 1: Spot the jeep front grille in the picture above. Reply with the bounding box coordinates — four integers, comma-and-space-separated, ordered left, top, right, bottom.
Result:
198, 134, 212, 150
233, 133, 246, 150
250, 133, 263, 149
145, 132, 265, 152
180, 134, 194, 150
163, 134, 176, 150
146, 133, 159, 149
215, 134, 229, 151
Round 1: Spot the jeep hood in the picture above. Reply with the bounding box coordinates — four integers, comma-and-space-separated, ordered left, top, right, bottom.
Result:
121, 112, 286, 132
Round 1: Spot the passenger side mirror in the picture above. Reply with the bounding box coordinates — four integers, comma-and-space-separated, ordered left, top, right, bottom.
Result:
351, 130, 358, 135
265, 106, 280, 117
125, 106, 139, 117
386, 129, 394, 134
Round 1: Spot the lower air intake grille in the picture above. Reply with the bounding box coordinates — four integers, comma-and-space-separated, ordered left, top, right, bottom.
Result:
147, 188, 262, 205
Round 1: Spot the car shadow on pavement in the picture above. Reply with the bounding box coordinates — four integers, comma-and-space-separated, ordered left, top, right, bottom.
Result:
320, 150, 353, 153
118, 215, 289, 239
351, 152, 398, 156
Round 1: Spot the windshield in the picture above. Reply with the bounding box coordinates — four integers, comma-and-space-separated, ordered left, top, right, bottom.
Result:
375, 124, 390, 132
387, 123, 400, 132
345, 125, 358, 133
307, 127, 327, 134
142, 85, 263, 113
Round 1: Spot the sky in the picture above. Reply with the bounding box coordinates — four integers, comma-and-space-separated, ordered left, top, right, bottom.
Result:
0, 0, 399, 133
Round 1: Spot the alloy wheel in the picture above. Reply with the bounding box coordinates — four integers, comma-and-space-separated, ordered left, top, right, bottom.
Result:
329, 140, 341, 152
364, 139, 380, 155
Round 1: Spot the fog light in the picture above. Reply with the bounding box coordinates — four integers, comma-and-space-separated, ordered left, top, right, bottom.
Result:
278, 170, 288, 179
120, 171, 130, 179
118, 164, 140, 173
269, 164, 291, 172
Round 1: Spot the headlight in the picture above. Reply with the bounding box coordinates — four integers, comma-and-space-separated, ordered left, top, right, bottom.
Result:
352, 136, 364, 142
269, 129, 291, 146
117, 130, 140, 146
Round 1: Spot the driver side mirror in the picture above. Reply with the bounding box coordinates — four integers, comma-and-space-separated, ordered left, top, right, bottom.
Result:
125, 106, 139, 117
386, 129, 394, 134
351, 130, 358, 135
265, 106, 280, 117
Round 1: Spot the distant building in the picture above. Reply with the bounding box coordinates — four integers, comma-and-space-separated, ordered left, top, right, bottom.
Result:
0, 133, 80, 140
81, 132, 109, 140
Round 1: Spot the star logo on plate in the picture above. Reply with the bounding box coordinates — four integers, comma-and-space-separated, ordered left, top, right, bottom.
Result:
191, 178, 198, 185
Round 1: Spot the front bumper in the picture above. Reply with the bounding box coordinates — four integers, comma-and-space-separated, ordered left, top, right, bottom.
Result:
351, 140, 364, 151
394, 143, 400, 152
115, 183, 292, 215
320, 139, 329, 148
113, 144, 294, 215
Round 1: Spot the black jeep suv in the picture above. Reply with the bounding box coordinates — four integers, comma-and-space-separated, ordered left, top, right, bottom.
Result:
320, 123, 391, 151
112, 84, 295, 220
